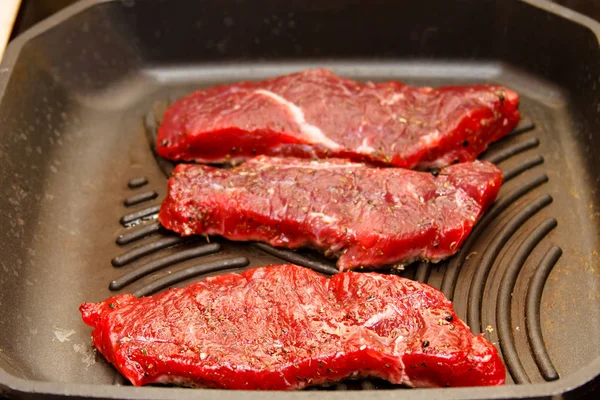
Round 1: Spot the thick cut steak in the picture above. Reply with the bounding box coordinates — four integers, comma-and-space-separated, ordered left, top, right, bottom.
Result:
156, 69, 519, 168
80, 264, 505, 389
159, 156, 502, 271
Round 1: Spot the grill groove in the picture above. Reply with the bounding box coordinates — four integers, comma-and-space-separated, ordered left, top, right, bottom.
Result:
132, 257, 251, 297
127, 176, 149, 189
124, 190, 158, 207
501, 155, 544, 182
526, 246, 562, 382
120, 205, 161, 226
496, 218, 557, 384
414, 262, 431, 283
467, 194, 553, 334
116, 222, 162, 245
507, 118, 535, 137
252, 243, 339, 275
441, 174, 549, 300
109, 243, 222, 291
111, 236, 188, 267
483, 137, 540, 164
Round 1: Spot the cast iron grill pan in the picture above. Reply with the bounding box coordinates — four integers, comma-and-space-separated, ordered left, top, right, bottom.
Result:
0, 0, 599, 399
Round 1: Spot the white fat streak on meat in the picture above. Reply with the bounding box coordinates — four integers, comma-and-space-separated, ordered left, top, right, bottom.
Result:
329, 275, 412, 386
333, 76, 356, 97
418, 129, 442, 147
153, 374, 199, 386
210, 182, 245, 193
382, 92, 405, 106
368, 87, 404, 107
401, 182, 424, 204
254, 89, 341, 150
308, 212, 338, 225
358, 279, 414, 386
362, 305, 398, 329
268, 161, 362, 170
355, 137, 375, 154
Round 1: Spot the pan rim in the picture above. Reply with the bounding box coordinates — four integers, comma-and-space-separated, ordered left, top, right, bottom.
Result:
0, 356, 599, 399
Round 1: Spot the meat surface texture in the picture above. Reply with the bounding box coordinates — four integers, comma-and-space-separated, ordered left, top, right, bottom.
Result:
159, 156, 502, 271
156, 69, 520, 169
80, 264, 505, 389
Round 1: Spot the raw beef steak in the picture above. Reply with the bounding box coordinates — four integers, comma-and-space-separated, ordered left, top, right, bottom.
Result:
156, 69, 519, 168
159, 156, 502, 270
80, 264, 505, 389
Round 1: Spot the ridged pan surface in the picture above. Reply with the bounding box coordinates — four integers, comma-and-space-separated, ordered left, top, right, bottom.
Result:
0, 0, 598, 399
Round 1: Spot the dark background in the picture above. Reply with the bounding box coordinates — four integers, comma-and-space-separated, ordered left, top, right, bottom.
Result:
8, 0, 600, 38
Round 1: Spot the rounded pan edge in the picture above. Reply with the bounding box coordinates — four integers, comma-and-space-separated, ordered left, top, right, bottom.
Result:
521, 0, 600, 45
0, 356, 599, 400
0, 0, 114, 96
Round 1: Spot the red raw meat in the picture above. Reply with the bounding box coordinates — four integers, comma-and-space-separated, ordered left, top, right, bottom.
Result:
156, 69, 519, 168
80, 264, 505, 389
159, 156, 502, 271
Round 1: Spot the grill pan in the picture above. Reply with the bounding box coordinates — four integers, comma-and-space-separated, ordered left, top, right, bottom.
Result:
1, 0, 599, 398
